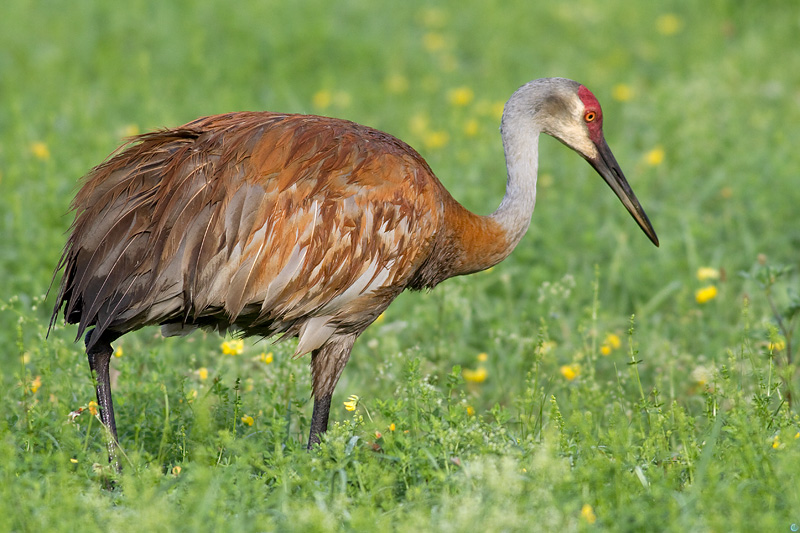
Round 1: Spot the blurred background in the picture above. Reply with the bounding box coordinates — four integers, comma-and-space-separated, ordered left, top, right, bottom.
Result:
4, 1, 800, 529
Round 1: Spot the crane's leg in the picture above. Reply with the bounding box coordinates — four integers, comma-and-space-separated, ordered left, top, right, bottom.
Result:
85, 329, 122, 473
307, 335, 356, 449
308, 394, 332, 447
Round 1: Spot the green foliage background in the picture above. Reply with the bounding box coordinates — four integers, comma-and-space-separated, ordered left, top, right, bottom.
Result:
2, 1, 800, 531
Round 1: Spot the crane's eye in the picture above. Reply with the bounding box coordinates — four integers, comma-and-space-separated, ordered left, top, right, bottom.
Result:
584, 111, 597, 123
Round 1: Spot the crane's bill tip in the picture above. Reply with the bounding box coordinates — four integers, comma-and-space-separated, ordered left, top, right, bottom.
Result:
649, 230, 660, 247
640, 218, 660, 247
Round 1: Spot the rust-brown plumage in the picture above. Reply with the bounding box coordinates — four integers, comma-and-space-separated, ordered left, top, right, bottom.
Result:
57, 113, 457, 347
51, 78, 658, 465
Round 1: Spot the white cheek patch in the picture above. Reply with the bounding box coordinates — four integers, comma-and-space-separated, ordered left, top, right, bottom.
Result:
549, 98, 598, 159
562, 123, 598, 159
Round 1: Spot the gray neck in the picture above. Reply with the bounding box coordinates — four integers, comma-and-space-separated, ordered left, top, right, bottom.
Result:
489, 107, 541, 251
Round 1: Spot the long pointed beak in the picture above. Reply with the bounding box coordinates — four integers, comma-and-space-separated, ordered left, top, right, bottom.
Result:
588, 137, 659, 247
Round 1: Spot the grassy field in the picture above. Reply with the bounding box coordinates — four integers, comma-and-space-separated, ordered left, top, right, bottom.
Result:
2, 0, 800, 531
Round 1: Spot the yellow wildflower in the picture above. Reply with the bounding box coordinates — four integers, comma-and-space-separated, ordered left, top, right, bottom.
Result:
772, 435, 781, 449
172, 465, 182, 476
423, 130, 449, 149
70, 458, 78, 464
560, 364, 580, 381
422, 32, 446, 52
601, 333, 621, 356
696, 267, 720, 281
768, 340, 786, 352
695, 285, 718, 304
114, 345, 123, 358
581, 504, 597, 524
312, 89, 332, 110
259, 351, 274, 364
612, 83, 633, 102
375, 312, 386, 323
385, 73, 409, 94
88, 400, 98, 416
30, 376, 42, 394
31, 142, 50, 160
795, 432, 799, 440
389, 423, 396, 432
656, 14, 683, 36
423, 130, 449, 150
343, 394, 359, 411
462, 367, 488, 383
463, 119, 479, 137
197, 367, 209, 381
448, 87, 474, 107
221, 339, 244, 356
645, 146, 665, 166
409, 113, 429, 135
241, 414, 254, 427
122, 124, 139, 137
606, 333, 621, 349
466, 405, 475, 416
477, 352, 488, 362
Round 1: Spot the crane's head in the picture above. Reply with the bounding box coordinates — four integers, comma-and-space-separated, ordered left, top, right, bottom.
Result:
509, 78, 659, 247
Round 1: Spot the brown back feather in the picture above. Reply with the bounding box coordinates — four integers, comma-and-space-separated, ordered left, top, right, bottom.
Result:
51, 113, 461, 351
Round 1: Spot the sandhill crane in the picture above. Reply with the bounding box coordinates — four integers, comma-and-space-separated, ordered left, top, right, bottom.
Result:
51, 77, 658, 468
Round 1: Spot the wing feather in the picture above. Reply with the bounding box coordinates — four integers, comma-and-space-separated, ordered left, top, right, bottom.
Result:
51, 112, 449, 351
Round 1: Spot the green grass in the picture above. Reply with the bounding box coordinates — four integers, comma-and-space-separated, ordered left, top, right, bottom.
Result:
3, 1, 800, 531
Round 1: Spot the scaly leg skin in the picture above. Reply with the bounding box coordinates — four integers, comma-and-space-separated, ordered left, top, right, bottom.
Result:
85, 329, 121, 476
307, 394, 332, 449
